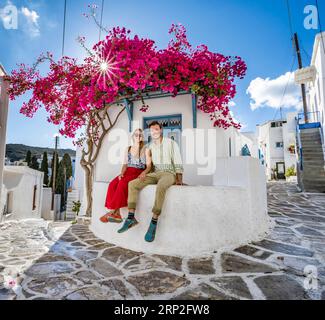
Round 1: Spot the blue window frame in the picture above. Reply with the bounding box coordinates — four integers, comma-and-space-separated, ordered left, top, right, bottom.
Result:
143, 114, 182, 145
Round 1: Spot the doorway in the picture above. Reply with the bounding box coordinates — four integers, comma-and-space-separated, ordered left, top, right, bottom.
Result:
276, 162, 286, 180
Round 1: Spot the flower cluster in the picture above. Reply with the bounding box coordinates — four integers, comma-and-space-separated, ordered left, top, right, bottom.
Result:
5, 24, 247, 138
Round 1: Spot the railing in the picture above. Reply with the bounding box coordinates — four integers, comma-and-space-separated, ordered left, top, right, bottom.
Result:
296, 119, 303, 171
297, 111, 321, 126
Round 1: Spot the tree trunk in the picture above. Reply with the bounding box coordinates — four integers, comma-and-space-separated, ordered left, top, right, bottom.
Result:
83, 164, 93, 217
79, 105, 126, 218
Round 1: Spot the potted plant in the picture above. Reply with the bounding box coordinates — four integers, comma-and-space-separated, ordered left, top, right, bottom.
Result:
285, 166, 297, 183
71, 200, 81, 225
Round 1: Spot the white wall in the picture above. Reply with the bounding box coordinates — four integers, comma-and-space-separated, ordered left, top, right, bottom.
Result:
90, 157, 270, 256
307, 32, 325, 135
283, 112, 298, 171
0, 65, 9, 219
2, 167, 44, 221
93, 94, 231, 185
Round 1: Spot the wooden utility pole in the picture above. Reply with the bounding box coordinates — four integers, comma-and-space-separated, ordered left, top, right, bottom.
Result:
293, 33, 309, 123
51, 135, 59, 211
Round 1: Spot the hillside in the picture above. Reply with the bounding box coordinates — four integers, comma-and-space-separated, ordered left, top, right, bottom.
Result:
6, 144, 76, 162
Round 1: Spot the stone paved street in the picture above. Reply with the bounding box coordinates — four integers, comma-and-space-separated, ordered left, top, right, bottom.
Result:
1, 182, 325, 300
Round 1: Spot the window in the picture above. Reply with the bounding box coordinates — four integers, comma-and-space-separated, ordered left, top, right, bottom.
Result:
143, 114, 182, 145
32, 185, 37, 210
276, 142, 284, 148
271, 121, 285, 128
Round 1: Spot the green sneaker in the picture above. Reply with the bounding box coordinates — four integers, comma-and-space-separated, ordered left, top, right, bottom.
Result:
118, 218, 139, 233
145, 222, 157, 242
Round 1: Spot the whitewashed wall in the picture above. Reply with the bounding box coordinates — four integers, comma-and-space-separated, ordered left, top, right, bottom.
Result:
283, 112, 298, 171
0, 66, 9, 220
2, 167, 44, 221
307, 32, 325, 135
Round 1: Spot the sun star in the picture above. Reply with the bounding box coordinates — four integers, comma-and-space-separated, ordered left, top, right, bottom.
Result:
96, 49, 120, 87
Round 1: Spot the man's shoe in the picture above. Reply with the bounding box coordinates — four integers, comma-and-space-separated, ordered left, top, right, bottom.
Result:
118, 218, 139, 233
145, 222, 157, 242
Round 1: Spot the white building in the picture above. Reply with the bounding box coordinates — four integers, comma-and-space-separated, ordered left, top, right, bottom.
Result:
2, 166, 44, 221
304, 31, 325, 134
257, 112, 298, 180
0, 64, 9, 217
74, 92, 271, 256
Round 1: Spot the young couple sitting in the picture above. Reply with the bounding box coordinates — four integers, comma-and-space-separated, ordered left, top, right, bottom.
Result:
100, 121, 183, 243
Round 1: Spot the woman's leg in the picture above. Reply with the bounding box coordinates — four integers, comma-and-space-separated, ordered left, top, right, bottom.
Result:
100, 176, 121, 223
105, 176, 120, 210
110, 170, 144, 209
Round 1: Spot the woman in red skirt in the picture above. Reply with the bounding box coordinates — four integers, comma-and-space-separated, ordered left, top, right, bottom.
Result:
100, 129, 152, 223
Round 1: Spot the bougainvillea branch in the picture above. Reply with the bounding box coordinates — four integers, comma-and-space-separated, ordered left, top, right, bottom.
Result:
5, 5, 247, 216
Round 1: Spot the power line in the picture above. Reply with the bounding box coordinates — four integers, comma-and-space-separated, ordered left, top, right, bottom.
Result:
99, 0, 105, 42
286, 0, 294, 37
273, 55, 297, 121
62, 0, 67, 57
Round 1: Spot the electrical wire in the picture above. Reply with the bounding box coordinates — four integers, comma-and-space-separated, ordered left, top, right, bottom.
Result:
286, 0, 294, 36
99, 0, 105, 42
62, 0, 67, 57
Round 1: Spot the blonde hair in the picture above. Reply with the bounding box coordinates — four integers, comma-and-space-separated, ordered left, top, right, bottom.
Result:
130, 128, 145, 157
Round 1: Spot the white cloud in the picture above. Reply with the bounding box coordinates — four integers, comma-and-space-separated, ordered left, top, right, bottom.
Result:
247, 72, 302, 111
228, 101, 236, 107
21, 7, 40, 38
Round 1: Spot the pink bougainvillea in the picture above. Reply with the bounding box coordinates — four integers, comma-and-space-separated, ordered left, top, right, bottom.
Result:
5, 23, 247, 138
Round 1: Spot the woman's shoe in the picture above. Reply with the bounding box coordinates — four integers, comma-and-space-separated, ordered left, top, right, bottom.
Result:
100, 211, 122, 223
118, 218, 139, 233
107, 211, 123, 223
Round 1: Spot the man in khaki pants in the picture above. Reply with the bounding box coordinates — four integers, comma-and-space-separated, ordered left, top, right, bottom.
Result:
118, 121, 184, 242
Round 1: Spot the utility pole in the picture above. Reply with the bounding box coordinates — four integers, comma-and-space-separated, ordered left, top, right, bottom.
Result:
293, 33, 309, 123
51, 135, 59, 211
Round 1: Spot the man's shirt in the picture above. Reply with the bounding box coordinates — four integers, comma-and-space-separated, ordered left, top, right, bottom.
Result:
148, 137, 184, 175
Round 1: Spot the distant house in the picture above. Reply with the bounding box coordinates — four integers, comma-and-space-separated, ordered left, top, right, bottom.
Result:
2, 166, 44, 221
0, 64, 9, 219
257, 112, 298, 180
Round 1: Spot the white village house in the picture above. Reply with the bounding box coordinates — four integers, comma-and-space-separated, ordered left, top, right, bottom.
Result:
304, 31, 325, 133
0, 64, 45, 222
74, 92, 271, 257
294, 31, 325, 192
257, 112, 298, 181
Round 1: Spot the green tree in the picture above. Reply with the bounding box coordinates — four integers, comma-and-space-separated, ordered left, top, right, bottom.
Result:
49, 152, 59, 190
61, 153, 73, 179
41, 152, 49, 186
30, 155, 39, 170
56, 160, 65, 195
25, 150, 32, 166
55, 154, 73, 210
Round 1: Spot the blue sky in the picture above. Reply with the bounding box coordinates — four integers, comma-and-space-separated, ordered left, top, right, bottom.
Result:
0, 0, 324, 149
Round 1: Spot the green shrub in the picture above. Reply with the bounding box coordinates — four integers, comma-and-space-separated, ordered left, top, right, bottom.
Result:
285, 166, 296, 178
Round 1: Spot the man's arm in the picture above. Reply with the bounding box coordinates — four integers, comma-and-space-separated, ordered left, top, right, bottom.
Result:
171, 140, 184, 185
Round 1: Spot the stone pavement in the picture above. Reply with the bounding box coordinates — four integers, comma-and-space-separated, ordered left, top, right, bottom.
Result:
0, 182, 325, 300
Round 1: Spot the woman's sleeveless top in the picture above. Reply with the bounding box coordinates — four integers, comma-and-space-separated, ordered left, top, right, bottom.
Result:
127, 149, 146, 170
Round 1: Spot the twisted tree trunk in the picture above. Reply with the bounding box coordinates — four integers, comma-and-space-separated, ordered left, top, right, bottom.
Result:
80, 103, 126, 217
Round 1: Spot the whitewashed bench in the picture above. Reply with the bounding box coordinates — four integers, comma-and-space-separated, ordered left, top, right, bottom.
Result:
90, 157, 271, 257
